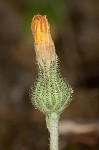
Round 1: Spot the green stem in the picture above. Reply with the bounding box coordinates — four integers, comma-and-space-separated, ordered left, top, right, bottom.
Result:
49, 113, 59, 150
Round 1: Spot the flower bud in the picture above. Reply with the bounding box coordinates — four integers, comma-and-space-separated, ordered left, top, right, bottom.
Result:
31, 14, 73, 116
31, 14, 56, 65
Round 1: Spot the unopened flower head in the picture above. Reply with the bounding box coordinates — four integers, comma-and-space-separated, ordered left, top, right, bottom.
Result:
31, 14, 56, 65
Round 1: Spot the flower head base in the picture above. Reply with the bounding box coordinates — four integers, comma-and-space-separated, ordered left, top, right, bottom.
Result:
31, 14, 56, 65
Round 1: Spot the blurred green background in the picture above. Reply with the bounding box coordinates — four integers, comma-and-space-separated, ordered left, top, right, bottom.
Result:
0, 0, 99, 149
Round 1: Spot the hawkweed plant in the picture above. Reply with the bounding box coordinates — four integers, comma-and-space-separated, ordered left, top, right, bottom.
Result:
31, 14, 73, 150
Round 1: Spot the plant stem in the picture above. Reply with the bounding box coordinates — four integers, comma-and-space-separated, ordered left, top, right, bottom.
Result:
49, 113, 59, 150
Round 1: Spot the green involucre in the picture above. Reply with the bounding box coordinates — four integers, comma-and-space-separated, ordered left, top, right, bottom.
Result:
31, 58, 72, 115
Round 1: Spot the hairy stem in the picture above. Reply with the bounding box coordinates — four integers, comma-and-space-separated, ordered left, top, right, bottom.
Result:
49, 113, 59, 150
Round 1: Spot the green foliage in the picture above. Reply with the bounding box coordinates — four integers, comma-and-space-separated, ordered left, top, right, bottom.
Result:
31, 58, 72, 115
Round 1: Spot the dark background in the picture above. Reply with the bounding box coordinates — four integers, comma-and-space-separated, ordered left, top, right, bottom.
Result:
0, 0, 99, 149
